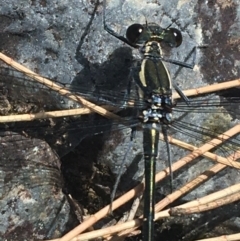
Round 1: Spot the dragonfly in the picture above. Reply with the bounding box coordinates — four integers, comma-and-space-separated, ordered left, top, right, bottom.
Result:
1, 2, 240, 241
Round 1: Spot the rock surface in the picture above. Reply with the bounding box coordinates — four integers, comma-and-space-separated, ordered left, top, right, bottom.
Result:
0, 134, 71, 240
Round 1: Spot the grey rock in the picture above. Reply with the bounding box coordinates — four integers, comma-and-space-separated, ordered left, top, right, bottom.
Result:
0, 134, 71, 240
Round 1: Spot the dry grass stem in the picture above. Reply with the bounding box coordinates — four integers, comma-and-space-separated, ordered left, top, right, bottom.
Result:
0, 105, 117, 123
172, 78, 240, 99
48, 218, 142, 241
155, 182, 240, 221
167, 182, 240, 213
0, 52, 120, 120
170, 191, 240, 215
0, 108, 91, 122
105, 194, 143, 241
161, 134, 240, 169
194, 233, 240, 241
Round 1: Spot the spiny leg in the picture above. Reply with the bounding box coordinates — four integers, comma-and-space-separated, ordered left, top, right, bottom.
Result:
109, 128, 136, 214
173, 46, 197, 79
102, 0, 135, 47
172, 46, 198, 105
172, 45, 207, 104
162, 125, 173, 192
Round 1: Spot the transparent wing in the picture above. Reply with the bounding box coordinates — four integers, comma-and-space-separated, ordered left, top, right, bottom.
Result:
1, 64, 239, 168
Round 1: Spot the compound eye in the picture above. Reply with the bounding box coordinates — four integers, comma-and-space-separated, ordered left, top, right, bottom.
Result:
168, 28, 182, 47
126, 24, 144, 44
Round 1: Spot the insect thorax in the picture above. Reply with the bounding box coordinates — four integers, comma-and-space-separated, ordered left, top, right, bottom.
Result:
139, 93, 173, 124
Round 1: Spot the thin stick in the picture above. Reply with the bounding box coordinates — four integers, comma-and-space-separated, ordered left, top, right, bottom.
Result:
0, 105, 117, 123
47, 218, 143, 241
170, 192, 240, 215
172, 78, 240, 99
194, 233, 240, 241
160, 134, 240, 169
155, 182, 240, 221
0, 52, 120, 120
0, 108, 91, 122
67, 219, 142, 241
164, 182, 240, 215
54, 182, 144, 241
104, 195, 142, 241
105, 192, 143, 241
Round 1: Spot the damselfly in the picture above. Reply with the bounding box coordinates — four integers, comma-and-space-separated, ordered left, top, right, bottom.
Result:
1, 53, 240, 240
100, 0, 240, 240
0, 0, 240, 240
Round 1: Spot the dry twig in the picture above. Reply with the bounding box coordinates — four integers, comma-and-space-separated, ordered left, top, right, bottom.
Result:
169, 192, 240, 215
194, 233, 240, 241
0, 52, 120, 120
